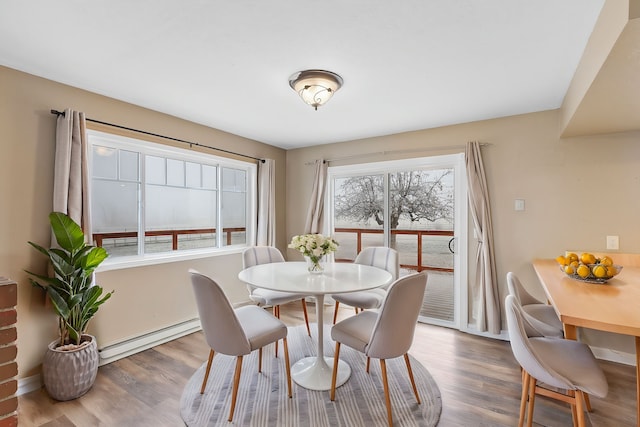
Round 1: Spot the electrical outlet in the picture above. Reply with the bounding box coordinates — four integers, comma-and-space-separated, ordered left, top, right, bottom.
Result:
606, 235, 619, 250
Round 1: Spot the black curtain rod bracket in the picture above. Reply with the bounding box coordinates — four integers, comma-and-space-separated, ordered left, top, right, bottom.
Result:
50, 109, 265, 163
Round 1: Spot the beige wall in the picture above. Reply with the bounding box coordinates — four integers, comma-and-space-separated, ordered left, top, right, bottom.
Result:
286, 110, 640, 353
0, 66, 286, 379
3, 58, 640, 382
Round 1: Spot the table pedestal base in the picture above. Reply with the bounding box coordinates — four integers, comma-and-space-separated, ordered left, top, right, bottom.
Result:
291, 356, 350, 391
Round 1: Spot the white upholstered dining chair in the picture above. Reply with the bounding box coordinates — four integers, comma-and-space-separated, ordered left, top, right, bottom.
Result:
506, 272, 563, 338
331, 246, 399, 324
330, 272, 427, 427
242, 246, 311, 338
189, 269, 292, 422
505, 294, 607, 427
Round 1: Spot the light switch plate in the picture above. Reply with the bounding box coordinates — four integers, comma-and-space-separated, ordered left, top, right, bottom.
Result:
606, 235, 619, 250
514, 199, 525, 211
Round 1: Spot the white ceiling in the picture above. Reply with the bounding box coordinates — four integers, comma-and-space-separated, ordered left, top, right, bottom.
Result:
0, 1, 605, 149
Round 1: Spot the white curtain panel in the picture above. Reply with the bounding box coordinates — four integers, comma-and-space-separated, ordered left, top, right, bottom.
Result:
465, 141, 501, 334
256, 159, 275, 246
52, 108, 92, 244
304, 159, 327, 234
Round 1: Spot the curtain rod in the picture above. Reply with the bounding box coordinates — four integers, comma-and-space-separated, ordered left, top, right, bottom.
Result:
305, 143, 490, 165
50, 109, 265, 163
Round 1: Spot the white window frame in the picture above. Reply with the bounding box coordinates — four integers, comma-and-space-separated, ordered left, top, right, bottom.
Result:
88, 129, 257, 272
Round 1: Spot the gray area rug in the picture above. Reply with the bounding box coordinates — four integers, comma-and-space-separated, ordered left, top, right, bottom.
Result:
180, 324, 442, 426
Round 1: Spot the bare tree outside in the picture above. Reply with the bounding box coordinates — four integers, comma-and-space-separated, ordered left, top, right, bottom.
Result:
334, 170, 453, 232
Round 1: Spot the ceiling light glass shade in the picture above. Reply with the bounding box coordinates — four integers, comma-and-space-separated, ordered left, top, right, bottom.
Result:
289, 70, 343, 110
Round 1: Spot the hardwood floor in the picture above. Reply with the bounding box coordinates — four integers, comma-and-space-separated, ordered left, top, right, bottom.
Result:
19, 302, 636, 426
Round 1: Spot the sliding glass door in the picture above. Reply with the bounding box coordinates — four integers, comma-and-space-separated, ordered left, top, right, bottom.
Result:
327, 153, 467, 329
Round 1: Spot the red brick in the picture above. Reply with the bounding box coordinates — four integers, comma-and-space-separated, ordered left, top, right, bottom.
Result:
0, 348, 16, 366
0, 382, 16, 401
0, 312, 16, 329
0, 286, 16, 310
0, 364, 16, 383
0, 397, 16, 417
0, 330, 15, 347
0, 414, 17, 427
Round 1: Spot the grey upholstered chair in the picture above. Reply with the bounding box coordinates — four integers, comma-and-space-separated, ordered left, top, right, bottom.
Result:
330, 272, 427, 427
505, 294, 607, 427
242, 246, 311, 338
189, 269, 292, 422
331, 246, 399, 324
506, 272, 563, 338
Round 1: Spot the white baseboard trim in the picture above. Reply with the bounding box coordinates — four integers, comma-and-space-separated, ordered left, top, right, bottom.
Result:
98, 318, 202, 365
17, 374, 41, 396
590, 346, 636, 366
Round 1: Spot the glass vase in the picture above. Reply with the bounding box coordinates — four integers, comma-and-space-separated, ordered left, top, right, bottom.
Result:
305, 255, 325, 274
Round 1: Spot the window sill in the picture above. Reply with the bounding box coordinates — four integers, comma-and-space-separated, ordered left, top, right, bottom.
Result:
96, 246, 247, 272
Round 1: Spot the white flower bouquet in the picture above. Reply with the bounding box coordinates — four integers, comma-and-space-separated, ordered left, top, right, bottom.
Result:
288, 233, 339, 272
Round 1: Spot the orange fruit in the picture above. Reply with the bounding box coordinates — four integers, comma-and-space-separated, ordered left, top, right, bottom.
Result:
600, 256, 613, 266
606, 266, 617, 277
556, 255, 567, 266
592, 264, 608, 278
580, 252, 596, 265
566, 252, 579, 263
564, 265, 575, 275
577, 264, 591, 278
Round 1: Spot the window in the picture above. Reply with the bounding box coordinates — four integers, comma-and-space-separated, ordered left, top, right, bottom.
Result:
88, 130, 256, 265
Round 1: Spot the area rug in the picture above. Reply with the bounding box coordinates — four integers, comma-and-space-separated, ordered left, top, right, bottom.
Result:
180, 324, 442, 426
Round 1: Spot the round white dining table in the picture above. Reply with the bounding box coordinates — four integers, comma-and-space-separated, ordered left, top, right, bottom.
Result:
238, 261, 393, 391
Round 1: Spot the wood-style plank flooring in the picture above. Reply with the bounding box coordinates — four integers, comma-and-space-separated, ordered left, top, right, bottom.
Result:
19, 302, 636, 426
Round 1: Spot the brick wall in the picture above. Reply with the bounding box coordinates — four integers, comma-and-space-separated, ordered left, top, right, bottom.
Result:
0, 278, 17, 427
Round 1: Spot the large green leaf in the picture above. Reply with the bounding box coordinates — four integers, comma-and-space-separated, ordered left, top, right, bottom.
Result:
49, 212, 84, 253
47, 287, 70, 319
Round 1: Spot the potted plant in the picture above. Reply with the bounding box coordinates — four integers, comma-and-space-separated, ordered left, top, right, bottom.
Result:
26, 211, 114, 401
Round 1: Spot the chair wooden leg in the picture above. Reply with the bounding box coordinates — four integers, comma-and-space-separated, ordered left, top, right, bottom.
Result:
282, 337, 293, 398
518, 370, 530, 427
568, 390, 578, 427
200, 349, 215, 394
526, 377, 536, 427
301, 299, 311, 336
228, 355, 243, 422
575, 390, 586, 427
258, 347, 263, 373
583, 393, 592, 412
273, 306, 279, 358
354, 307, 359, 315
333, 301, 340, 324
366, 357, 371, 373
330, 342, 341, 401
380, 359, 394, 427
404, 353, 421, 404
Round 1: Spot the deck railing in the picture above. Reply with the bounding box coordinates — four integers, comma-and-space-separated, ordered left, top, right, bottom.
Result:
334, 227, 454, 273
93, 227, 454, 273
93, 227, 246, 250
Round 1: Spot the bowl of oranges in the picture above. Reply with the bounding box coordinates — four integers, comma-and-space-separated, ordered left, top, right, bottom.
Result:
556, 252, 623, 284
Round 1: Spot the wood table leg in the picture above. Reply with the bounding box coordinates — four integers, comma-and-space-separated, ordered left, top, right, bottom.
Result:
636, 337, 640, 427
563, 324, 577, 341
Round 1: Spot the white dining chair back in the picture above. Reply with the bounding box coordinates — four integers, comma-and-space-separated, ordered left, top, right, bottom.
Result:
241, 246, 311, 337
330, 272, 427, 426
505, 294, 607, 427
189, 269, 292, 422
355, 246, 400, 285
506, 272, 563, 338
331, 246, 399, 324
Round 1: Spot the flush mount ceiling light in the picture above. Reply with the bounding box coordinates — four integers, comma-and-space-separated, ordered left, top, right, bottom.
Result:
288, 69, 343, 110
